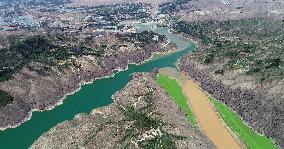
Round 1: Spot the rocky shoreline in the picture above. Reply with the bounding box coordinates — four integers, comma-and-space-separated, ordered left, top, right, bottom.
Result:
0, 41, 175, 131
30, 71, 215, 149
178, 56, 284, 148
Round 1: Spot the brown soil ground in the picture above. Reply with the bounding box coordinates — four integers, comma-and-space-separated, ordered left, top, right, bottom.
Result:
159, 67, 242, 149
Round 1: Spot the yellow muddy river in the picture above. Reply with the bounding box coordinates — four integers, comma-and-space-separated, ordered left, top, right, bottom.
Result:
159, 67, 242, 149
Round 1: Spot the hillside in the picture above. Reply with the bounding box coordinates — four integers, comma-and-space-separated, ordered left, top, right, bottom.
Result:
176, 18, 284, 148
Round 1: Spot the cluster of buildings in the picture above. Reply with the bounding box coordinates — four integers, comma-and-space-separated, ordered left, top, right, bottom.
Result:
0, 2, 156, 36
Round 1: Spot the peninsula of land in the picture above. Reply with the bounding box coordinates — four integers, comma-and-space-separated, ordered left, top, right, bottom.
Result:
31, 71, 215, 149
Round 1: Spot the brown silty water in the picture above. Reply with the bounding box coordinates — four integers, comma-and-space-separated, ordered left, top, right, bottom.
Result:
159, 67, 242, 149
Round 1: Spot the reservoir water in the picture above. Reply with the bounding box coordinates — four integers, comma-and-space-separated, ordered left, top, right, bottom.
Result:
0, 24, 195, 149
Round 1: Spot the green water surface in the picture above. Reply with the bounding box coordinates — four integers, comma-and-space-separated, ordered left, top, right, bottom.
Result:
0, 24, 194, 149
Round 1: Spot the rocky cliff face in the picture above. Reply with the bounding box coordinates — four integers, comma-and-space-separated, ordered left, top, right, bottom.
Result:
30, 71, 215, 149
178, 56, 284, 148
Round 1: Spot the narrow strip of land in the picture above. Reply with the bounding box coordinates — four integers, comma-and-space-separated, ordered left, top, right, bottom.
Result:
159, 67, 242, 149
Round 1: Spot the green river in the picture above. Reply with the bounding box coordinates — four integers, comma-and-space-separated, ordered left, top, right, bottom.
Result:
0, 24, 195, 149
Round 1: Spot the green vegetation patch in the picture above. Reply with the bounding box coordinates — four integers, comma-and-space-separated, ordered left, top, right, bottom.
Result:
157, 74, 198, 127
0, 90, 13, 108
209, 97, 279, 149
